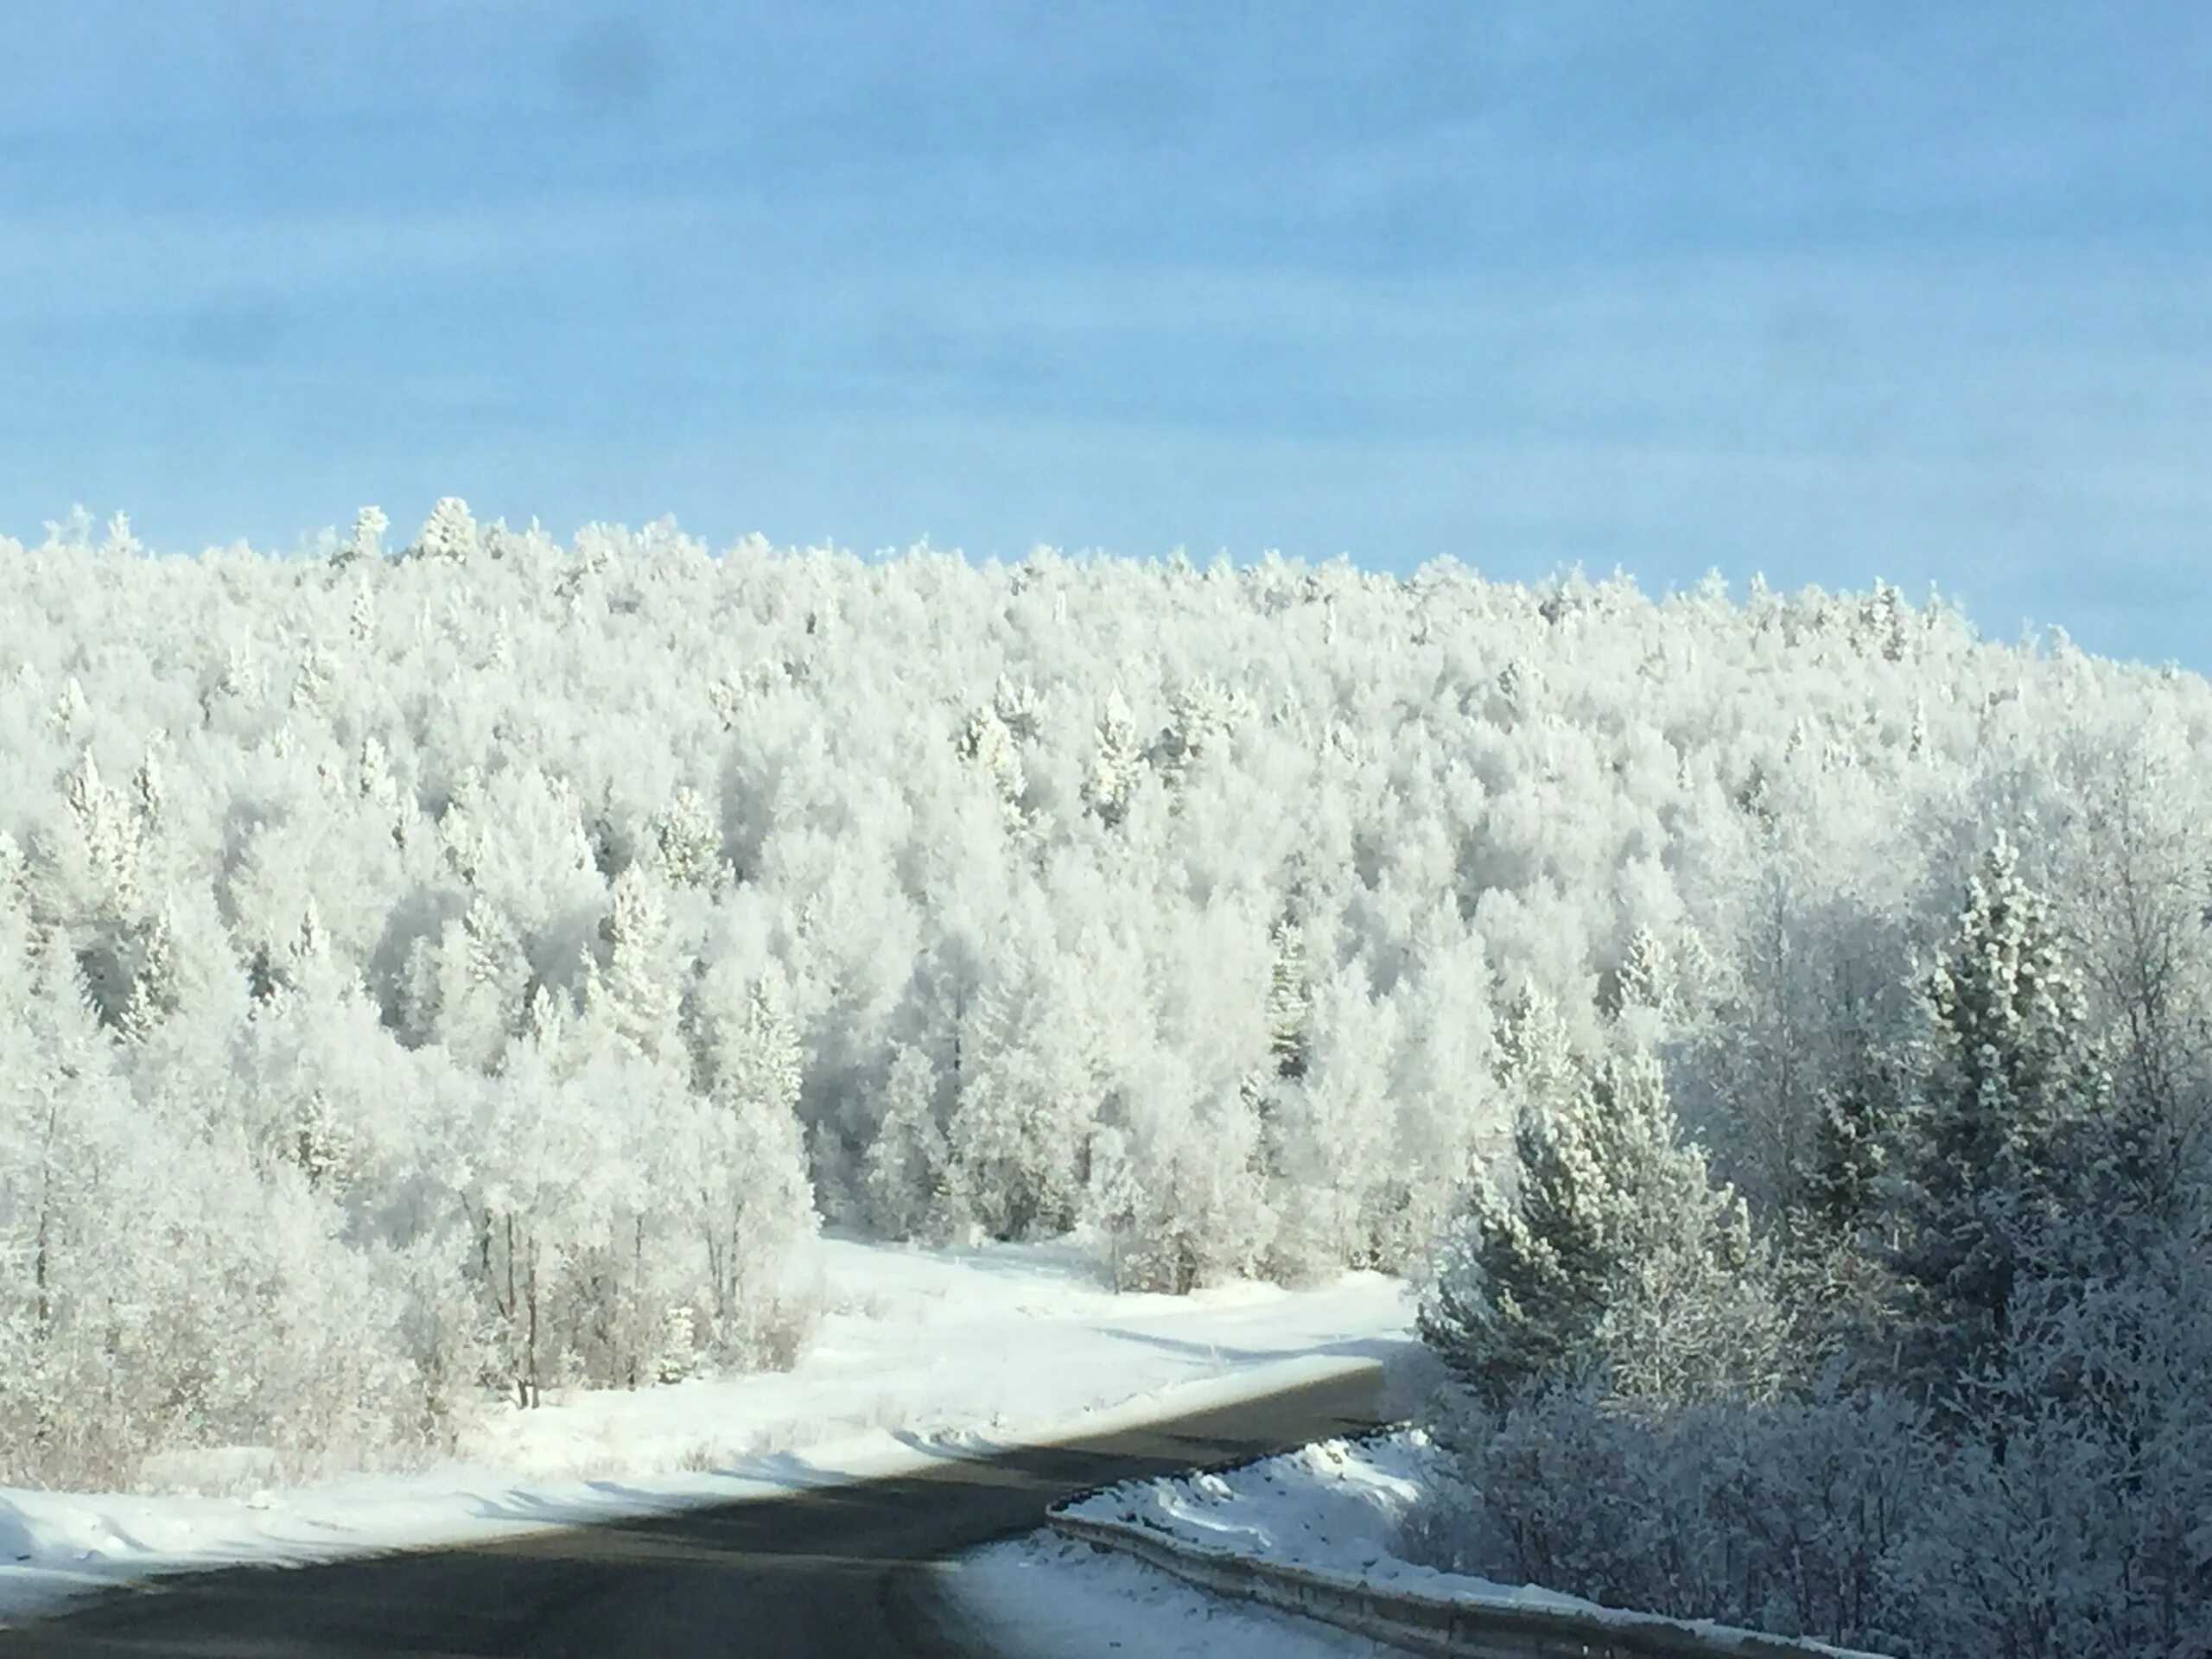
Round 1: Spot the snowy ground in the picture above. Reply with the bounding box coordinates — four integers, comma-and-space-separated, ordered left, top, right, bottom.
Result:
947, 1431, 1495, 1658
946, 1432, 1571, 1657
0, 1234, 1411, 1630
949, 1533, 1403, 1658
969, 1430, 1891, 1659
1058, 1428, 1592, 1610
1061, 1428, 1448, 1584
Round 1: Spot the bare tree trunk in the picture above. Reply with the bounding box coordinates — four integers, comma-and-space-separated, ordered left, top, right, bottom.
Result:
505, 1213, 525, 1407
524, 1243, 540, 1409
627, 1214, 646, 1389
34, 1095, 59, 1334
29, 1094, 64, 1465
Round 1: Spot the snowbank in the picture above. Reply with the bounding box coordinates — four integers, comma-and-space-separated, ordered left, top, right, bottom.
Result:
0, 1234, 1411, 1630
1033, 1431, 1895, 1658
1062, 1428, 1589, 1608
951, 1533, 1389, 1659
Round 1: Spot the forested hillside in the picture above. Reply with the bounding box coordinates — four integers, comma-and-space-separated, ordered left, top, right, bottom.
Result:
3, 502, 2208, 1507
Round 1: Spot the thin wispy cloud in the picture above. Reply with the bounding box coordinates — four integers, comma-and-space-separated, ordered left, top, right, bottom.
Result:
3, 1, 2207, 661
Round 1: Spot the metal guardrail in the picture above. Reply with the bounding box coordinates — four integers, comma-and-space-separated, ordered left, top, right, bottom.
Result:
1046, 1490, 1891, 1659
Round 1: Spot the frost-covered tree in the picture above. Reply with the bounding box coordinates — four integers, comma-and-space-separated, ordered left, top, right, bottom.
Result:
585, 868, 684, 1065
1790, 1031, 1900, 1243
690, 972, 813, 1361
413, 496, 478, 562
944, 933, 1102, 1239
118, 900, 181, 1041
348, 576, 378, 645
1085, 688, 1146, 826
1155, 676, 1252, 785
2, 504, 2209, 1548
1265, 960, 1395, 1275
1613, 922, 1672, 1023
1264, 917, 1311, 1081
651, 784, 724, 889
957, 706, 1029, 833
1090, 1058, 1271, 1294
991, 673, 1043, 742
431, 894, 531, 1074
1886, 834, 2105, 1395
1422, 1047, 1777, 1411
863, 1044, 947, 1238
336, 505, 388, 565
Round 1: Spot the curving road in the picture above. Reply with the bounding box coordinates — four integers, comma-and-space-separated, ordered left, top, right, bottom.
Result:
0, 1368, 1384, 1658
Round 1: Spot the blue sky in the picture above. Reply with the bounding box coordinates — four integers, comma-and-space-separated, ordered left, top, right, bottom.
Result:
3, 3, 2209, 663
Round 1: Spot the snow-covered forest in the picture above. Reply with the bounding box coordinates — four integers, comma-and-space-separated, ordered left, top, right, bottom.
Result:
2, 503, 2206, 1636
1414, 714, 2212, 1641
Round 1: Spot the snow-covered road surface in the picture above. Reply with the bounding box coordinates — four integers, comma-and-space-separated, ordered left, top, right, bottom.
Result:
0, 1370, 1392, 1658
0, 1235, 1412, 1635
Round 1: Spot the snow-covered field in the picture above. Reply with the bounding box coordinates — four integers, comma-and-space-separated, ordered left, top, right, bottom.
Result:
0, 1234, 1410, 1630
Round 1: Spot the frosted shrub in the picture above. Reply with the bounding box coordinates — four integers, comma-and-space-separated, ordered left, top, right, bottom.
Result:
1417, 1383, 1932, 1651
1886, 1256, 2212, 1659
1890, 1410, 2202, 1659
655, 1304, 699, 1383
1417, 826, 2212, 1659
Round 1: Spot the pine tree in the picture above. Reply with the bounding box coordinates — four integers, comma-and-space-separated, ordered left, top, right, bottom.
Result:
130, 746, 166, 837
434, 894, 530, 1073
862, 1045, 946, 1238
707, 976, 801, 1119
1585, 1052, 1780, 1405
1792, 1029, 1898, 1241
1156, 677, 1253, 785
215, 645, 264, 709
1086, 689, 1146, 827
1265, 918, 1311, 1081
1886, 833, 2105, 1396
957, 708, 1028, 832
587, 868, 683, 1064
289, 1087, 348, 1192
358, 734, 396, 804
1421, 1047, 1775, 1409
1615, 924, 1672, 1021
438, 766, 489, 885
1421, 1066, 1607, 1408
348, 577, 378, 645
61, 750, 141, 920
991, 674, 1043, 742
651, 785, 724, 889
99, 512, 142, 560
524, 980, 569, 1049
120, 902, 181, 1041
293, 645, 337, 717
944, 946, 1100, 1240
48, 676, 88, 738
334, 505, 387, 566
1799, 1085, 1885, 1242
1495, 982, 1582, 1123
414, 496, 478, 562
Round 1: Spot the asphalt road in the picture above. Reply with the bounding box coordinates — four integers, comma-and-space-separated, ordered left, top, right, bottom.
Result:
0, 1367, 1385, 1659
